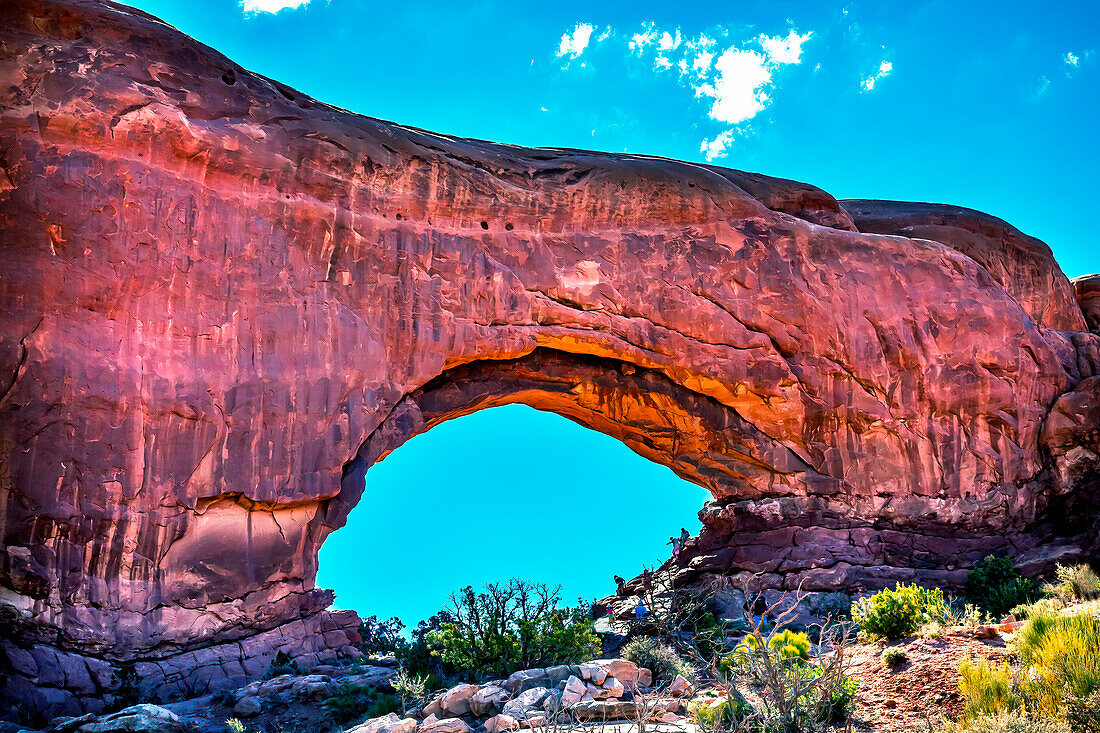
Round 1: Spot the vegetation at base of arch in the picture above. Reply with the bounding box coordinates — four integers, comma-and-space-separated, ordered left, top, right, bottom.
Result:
851, 582, 949, 640
949, 608, 1100, 732
384, 579, 599, 683
967, 555, 1039, 619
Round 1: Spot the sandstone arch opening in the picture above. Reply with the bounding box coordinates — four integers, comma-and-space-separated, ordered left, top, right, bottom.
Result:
317, 402, 711, 626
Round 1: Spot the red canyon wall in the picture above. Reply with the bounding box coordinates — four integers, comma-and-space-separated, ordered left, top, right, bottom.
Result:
1, 0, 1098, 716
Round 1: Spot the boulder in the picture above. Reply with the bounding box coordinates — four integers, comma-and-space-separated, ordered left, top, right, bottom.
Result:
338, 666, 398, 690
289, 674, 333, 701
517, 714, 547, 729
440, 683, 480, 717
419, 719, 472, 733
232, 696, 262, 717
668, 675, 693, 698
600, 677, 625, 699
578, 663, 607, 686
483, 715, 518, 733
77, 705, 186, 733
346, 713, 418, 733
560, 676, 586, 706
469, 684, 510, 717
51, 715, 97, 733
502, 686, 550, 718
422, 696, 444, 719
570, 700, 639, 722
503, 666, 577, 694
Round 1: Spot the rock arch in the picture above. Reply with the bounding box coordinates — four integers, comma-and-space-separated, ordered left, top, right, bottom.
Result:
1, 0, 1098, 716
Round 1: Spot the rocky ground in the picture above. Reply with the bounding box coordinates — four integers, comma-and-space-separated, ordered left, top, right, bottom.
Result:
4, 619, 1038, 733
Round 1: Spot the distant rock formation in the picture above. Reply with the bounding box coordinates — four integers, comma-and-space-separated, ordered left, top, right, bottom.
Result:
1, 0, 1097, 717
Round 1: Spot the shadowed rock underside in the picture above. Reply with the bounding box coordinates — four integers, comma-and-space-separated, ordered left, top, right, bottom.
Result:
0, 0, 1098, 717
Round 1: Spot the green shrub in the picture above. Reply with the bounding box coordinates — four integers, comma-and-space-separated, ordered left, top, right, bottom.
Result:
822, 673, 859, 723
107, 661, 144, 712
851, 583, 948, 640
621, 637, 695, 684
941, 712, 1071, 733
263, 651, 300, 679
689, 696, 732, 728
958, 659, 1020, 721
1044, 564, 1100, 604
1015, 613, 1100, 717
323, 683, 399, 724
428, 579, 600, 680
967, 556, 1038, 618
881, 646, 908, 668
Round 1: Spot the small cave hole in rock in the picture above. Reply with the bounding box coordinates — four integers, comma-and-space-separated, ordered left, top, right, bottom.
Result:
317, 404, 709, 628
505, 222, 514, 231
221, 69, 236, 85
480, 221, 489, 230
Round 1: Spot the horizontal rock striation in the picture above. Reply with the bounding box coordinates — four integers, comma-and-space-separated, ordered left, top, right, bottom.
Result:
0, 0, 1097, 717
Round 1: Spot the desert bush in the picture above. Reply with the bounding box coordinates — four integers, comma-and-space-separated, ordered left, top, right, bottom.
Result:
941, 712, 1071, 733
1044, 564, 1100, 604
392, 667, 429, 714
1014, 613, 1100, 717
263, 651, 300, 679
324, 683, 400, 724
1066, 689, 1100, 733
736, 628, 812, 662
224, 719, 248, 733
1011, 598, 1064, 620
428, 579, 599, 680
621, 636, 696, 684
851, 583, 948, 640
881, 646, 908, 668
107, 661, 145, 712
358, 615, 406, 656
958, 659, 1021, 721
968, 556, 1038, 618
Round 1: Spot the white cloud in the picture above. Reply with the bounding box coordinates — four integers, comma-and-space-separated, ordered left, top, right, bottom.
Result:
693, 30, 812, 130
700, 131, 737, 161
695, 48, 773, 125
558, 23, 595, 59
629, 23, 660, 53
860, 60, 893, 91
1065, 51, 1080, 67
760, 30, 813, 65
557, 21, 813, 161
241, 0, 309, 13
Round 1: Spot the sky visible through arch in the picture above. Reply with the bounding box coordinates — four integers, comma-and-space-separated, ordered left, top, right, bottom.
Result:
317, 405, 711, 626
117, 0, 1099, 624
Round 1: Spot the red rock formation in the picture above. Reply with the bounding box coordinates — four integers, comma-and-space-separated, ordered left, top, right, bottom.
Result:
0, 0, 1097, 717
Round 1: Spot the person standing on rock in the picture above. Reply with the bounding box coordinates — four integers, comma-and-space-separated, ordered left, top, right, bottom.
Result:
680, 527, 691, 546
635, 602, 648, 620
614, 575, 626, 594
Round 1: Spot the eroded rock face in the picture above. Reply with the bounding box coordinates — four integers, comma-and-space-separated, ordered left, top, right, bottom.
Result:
0, 0, 1098, 717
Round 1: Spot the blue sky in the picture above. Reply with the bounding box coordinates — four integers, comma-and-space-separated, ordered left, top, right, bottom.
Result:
123, 0, 1098, 624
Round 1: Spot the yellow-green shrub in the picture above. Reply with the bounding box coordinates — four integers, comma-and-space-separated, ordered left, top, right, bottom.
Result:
735, 628, 812, 661
1014, 613, 1100, 717
958, 659, 1021, 721
851, 583, 948, 640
